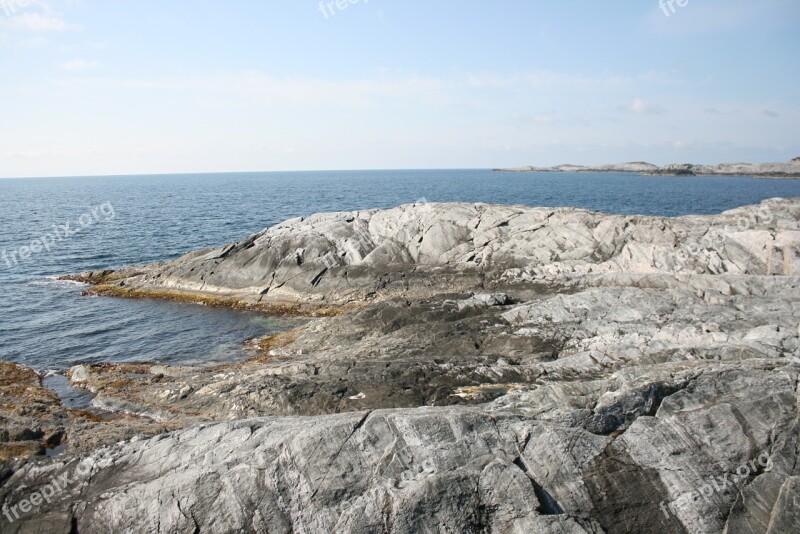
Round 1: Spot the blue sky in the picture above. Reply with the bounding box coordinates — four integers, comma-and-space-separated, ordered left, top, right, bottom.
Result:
0, 0, 798, 177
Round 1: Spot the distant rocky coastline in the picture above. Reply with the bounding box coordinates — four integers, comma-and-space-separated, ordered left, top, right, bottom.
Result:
2, 199, 799, 533
494, 157, 800, 178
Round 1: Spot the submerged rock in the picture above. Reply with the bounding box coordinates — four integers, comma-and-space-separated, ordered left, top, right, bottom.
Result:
3, 199, 799, 533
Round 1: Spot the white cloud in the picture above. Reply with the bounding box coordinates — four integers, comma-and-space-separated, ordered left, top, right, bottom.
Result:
0, 12, 73, 32
51, 68, 660, 109
627, 98, 665, 114
513, 113, 556, 125
59, 58, 101, 71
3, 148, 68, 159
221, 71, 444, 105
467, 70, 632, 89
0, 1, 79, 32
53, 71, 446, 107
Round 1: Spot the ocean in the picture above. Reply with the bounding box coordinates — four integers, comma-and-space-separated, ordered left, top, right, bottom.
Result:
2, 169, 800, 373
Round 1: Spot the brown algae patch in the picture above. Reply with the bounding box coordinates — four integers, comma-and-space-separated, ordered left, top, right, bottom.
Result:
0, 362, 59, 405
0, 362, 103, 461
85, 283, 344, 317
246, 329, 303, 364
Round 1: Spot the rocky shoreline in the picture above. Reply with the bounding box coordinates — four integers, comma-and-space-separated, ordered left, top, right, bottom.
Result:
494, 158, 800, 178
2, 199, 799, 532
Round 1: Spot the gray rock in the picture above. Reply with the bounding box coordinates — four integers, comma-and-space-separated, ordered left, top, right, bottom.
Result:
72, 198, 800, 309
457, 292, 511, 311
2, 199, 796, 533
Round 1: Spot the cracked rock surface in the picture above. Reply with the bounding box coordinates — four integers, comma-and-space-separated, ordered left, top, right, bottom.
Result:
2, 199, 800, 533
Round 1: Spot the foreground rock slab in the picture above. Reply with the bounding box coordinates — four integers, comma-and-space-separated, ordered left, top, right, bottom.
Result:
2, 358, 799, 533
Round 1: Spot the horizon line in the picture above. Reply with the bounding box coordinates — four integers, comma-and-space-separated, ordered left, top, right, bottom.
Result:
2, 156, 798, 181
0, 167, 494, 181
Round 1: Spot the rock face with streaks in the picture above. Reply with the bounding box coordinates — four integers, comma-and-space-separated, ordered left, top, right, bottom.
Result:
75, 197, 800, 304
2, 199, 800, 533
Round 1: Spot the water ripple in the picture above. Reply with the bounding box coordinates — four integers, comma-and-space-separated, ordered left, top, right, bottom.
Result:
1, 170, 799, 370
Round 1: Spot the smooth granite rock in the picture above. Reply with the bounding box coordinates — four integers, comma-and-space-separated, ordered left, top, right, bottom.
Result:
2, 199, 798, 533
69, 197, 799, 306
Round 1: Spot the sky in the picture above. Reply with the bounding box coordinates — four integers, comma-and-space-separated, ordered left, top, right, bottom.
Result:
0, 0, 798, 178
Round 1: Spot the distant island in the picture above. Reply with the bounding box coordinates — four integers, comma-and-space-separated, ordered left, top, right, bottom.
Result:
494, 157, 800, 178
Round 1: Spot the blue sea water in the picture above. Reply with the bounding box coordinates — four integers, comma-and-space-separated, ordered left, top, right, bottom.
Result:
1, 169, 799, 372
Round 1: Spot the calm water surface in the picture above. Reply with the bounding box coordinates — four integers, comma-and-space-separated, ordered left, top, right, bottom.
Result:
2, 169, 799, 371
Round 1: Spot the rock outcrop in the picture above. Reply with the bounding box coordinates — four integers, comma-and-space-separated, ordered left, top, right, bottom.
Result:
70, 198, 800, 306
2, 199, 799, 533
495, 159, 800, 178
